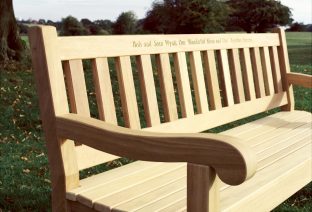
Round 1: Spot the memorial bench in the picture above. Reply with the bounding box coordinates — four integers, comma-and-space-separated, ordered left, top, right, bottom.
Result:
29, 26, 312, 212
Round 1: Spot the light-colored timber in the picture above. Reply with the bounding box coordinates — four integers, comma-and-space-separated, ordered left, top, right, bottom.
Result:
29, 26, 311, 212
287, 72, 312, 88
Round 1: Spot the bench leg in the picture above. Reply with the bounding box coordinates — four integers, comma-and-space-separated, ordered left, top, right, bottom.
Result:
187, 164, 220, 212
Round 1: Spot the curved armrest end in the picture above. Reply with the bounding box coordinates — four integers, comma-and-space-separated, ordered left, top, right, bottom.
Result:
56, 114, 257, 185
213, 139, 257, 185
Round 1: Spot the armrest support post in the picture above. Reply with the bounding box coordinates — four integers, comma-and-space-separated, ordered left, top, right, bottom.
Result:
187, 164, 220, 211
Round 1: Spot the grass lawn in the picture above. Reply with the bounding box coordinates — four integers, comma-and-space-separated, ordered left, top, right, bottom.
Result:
0, 32, 311, 211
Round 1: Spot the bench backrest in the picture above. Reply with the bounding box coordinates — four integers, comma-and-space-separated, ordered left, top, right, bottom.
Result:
29, 26, 292, 172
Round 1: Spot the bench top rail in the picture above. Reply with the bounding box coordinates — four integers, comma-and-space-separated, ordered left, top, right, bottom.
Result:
58, 33, 280, 60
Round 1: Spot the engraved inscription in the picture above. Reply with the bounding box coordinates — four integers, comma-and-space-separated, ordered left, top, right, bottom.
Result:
132, 37, 253, 48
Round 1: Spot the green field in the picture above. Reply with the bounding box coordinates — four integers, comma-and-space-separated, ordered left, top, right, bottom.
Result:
0, 32, 311, 211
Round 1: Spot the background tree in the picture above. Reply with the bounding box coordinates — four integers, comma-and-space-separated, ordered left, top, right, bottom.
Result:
0, 0, 24, 61
227, 0, 293, 33
38, 19, 46, 25
287, 22, 306, 32
113, 11, 138, 34
80, 18, 108, 35
143, 0, 228, 34
94, 19, 113, 34
60, 16, 88, 36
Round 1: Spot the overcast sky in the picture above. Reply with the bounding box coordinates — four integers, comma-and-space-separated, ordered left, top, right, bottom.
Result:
14, 0, 312, 24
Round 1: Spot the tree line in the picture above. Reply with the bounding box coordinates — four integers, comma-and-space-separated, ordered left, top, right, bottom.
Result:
18, 0, 304, 37
1, 0, 311, 62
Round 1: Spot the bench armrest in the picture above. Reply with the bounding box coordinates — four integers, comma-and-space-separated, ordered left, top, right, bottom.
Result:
55, 114, 257, 185
287, 73, 312, 88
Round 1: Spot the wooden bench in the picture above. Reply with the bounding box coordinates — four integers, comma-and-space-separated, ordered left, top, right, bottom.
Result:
29, 26, 312, 212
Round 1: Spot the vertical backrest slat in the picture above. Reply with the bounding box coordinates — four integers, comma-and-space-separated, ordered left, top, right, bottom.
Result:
203, 50, 222, 110
115, 56, 141, 129
173, 52, 194, 117
63, 59, 90, 116
269, 46, 283, 93
260, 47, 275, 95
240, 48, 256, 101
217, 50, 234, 106
250, 47, 266, 98
136, 55, 161, 127
189, 51, 209, 113
156, 53, 178, 122
273, 28, 294, 111
92, 58, 117, 124
228, 49, 245, 103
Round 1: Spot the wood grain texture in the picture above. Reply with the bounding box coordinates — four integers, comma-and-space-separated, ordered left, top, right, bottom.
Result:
173, 52, 194, 117
189, 51, 209, 113
64, 58, 118, 169
58, 34, 280, 60
273, 28, 295, 111
55, 113, 257, 185
65, 111, 311, 212
228, 49, 245, 104
250, 47, 266, 98
203, 50, 222, 110
221, 145, 312, 212
75, 146, 119, 171
63, 59, 90, 116
260, 47, 275, 96
91, 58, 117, 124
187, 164, 219, 212
115, 56, 141, 129
144, 92, 288, 133
156, 53, 178, 122
29, 26, 79, 212
136, 55, 161, 127
240, 48, 256, 101
269, 46, 283, 93
287, 73, 312, 88
217, 50, 234, 106
29, 25, 305, 212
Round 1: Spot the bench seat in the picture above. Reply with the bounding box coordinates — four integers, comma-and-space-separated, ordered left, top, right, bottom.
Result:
66, 110, 312, 212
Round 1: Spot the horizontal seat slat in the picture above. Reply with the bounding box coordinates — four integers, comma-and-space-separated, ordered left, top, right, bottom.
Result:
66, 161, 162, 201
94, 173, 186, 211
228, 111, 310, 141
77, 163, 185, 207
158, 198, 186, 212
221, 144, 312, 212
257, 134, 311, 168
222, 111, 300, 136
108, 179, 186, 212
253, 121, 311, 151
58, 34, 280, 60
134, 189, 186, 212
